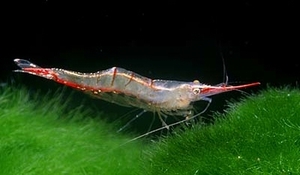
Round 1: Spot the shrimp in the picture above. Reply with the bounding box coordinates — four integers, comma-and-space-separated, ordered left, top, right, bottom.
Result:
13, 58, 260, 139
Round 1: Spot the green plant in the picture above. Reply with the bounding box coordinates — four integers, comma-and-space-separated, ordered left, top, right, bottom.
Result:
143, 87, 300, 174
0, 86, 145, 175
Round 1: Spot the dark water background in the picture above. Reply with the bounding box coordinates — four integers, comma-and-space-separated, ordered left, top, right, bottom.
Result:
1, 1, 298, 133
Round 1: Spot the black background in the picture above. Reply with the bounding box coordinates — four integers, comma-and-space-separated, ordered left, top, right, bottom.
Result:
0, 1, 299, 127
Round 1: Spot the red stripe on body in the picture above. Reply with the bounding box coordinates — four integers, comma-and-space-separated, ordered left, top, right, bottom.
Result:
110, 67, 117, 86
125, 72, 134, 87
150, 79, 154, 88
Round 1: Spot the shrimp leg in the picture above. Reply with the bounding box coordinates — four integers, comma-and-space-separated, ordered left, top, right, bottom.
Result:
121, 97, 212, 144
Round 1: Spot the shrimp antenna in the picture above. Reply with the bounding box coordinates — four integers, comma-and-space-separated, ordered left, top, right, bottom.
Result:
217, 48, 254, 96
218, 43, 229, 86
117, 110, 147, 132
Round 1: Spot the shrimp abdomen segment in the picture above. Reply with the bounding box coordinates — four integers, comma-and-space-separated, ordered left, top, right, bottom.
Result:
61, 67, 190, 110
82, 68, 194, 110
58, 67, 155, 97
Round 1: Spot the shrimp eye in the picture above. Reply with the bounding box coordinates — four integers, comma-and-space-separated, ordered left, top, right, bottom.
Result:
192, 88, 201, 95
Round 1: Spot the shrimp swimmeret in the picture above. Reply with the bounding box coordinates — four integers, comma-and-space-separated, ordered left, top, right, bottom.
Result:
14, 59, 260, 137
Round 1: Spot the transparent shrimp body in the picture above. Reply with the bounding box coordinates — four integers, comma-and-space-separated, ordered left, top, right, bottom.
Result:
14, 58, 260, 130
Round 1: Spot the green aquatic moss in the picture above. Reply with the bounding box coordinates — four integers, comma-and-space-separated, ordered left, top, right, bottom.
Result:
143, 87, 300, 174
2, 85, 300, 175
0, 86, 145, 175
